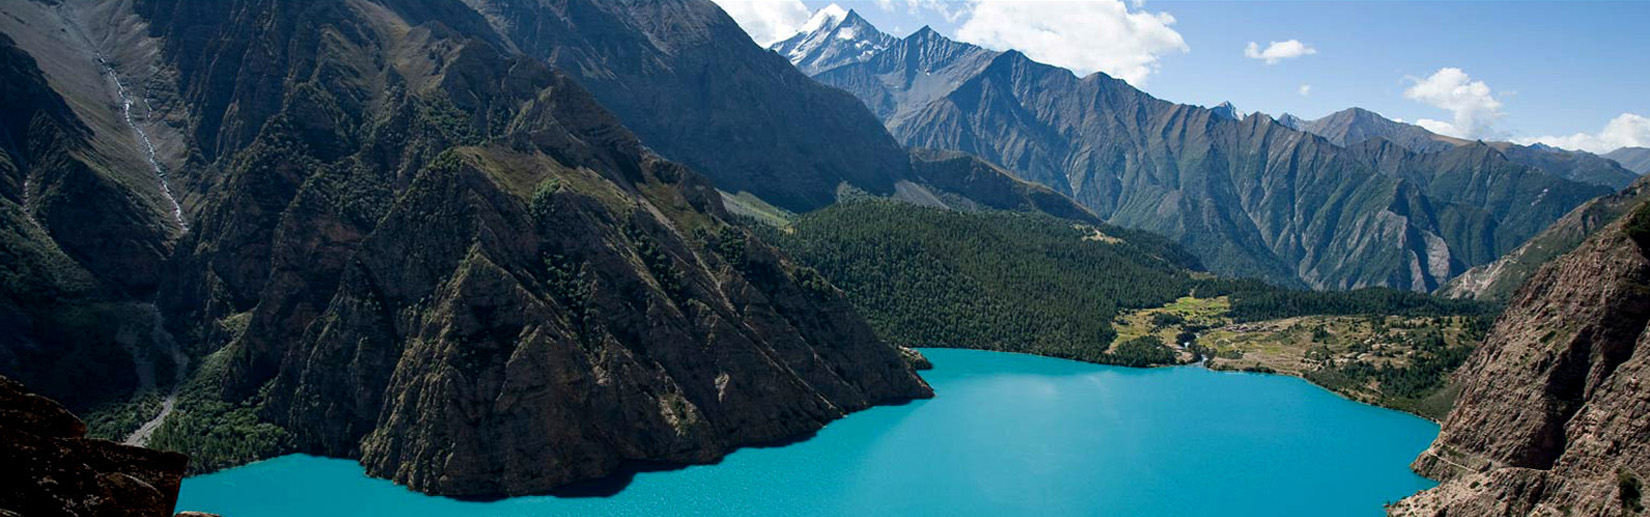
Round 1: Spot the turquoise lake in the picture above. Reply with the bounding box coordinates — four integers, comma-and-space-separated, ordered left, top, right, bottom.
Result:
177, 349, 1438, 516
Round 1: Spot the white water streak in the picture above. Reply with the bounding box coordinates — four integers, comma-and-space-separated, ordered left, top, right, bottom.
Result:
97, 52, 187, 232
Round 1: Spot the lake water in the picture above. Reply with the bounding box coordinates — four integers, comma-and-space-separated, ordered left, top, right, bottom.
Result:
177, 349, 1438, 516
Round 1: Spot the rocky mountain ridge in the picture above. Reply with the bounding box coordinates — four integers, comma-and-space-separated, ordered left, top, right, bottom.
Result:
1288, 107, 1640, 190
797, 18, 1606, 291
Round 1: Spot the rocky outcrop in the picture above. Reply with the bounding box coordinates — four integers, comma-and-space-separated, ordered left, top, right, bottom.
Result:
1392, 200, 1650, 516
0, 376, 188, 517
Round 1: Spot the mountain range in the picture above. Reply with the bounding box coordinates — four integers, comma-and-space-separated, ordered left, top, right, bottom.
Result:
1608, 147, 1650, 175
780, 7, 1625, 292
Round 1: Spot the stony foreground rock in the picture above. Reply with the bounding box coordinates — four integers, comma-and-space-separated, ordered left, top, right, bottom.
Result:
0, 376, 188, 517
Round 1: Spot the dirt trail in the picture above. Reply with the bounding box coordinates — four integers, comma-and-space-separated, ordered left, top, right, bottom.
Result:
124, 305, 186, 447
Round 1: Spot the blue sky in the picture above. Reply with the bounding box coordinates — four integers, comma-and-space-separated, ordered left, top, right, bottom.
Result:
714, 0, 1650, 152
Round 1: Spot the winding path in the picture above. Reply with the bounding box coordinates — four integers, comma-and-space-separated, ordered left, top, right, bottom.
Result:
124, 305, 186, 447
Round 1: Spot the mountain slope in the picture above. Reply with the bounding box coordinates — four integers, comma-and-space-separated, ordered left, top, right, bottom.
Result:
457, 0, 912, 212
0, 24, 189, 418
1346, 139, 1613, 265
1607, 147, 1650, 174
1439, 174, 1650, 302
1394, 197, 1650, 516
803, 20, 1603, 291
6, 0, 933, 497
1490, 141, 1641, 190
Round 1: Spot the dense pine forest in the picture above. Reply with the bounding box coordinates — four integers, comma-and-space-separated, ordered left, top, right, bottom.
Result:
753, 201, 1495, 366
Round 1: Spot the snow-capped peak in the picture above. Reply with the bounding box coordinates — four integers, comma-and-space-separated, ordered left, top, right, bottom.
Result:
799, 3, 849, 35
770, 4, 895, 76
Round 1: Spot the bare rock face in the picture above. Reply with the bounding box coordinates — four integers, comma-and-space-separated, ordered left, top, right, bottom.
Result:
0, 376, 188, 517
1392, 202, 1650, 516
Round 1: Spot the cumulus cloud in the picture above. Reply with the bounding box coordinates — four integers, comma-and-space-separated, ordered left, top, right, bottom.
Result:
954, 0, 1188, 85
1244, 40, 1317, 65
1403, 68, 1505, 140
1514, 113, 1650, 154
1298, 84, 1312, 96
710, 0, 813, 46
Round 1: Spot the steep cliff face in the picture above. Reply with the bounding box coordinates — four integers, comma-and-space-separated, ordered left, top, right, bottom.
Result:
0, 376, 188, 517
1393, 200, 1650, 516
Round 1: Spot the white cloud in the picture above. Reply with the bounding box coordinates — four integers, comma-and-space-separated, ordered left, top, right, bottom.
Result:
1244, 40, 1316, 65
710, 0, 814, 46
1403, 68, 1504, 140
954, 0, 1188, 85
1515, 113, 1650, 154
1298, 84, 1312, 96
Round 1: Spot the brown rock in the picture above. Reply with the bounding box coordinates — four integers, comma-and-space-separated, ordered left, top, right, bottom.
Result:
1393, 205, 1650, 516
0, 376, 189, 517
